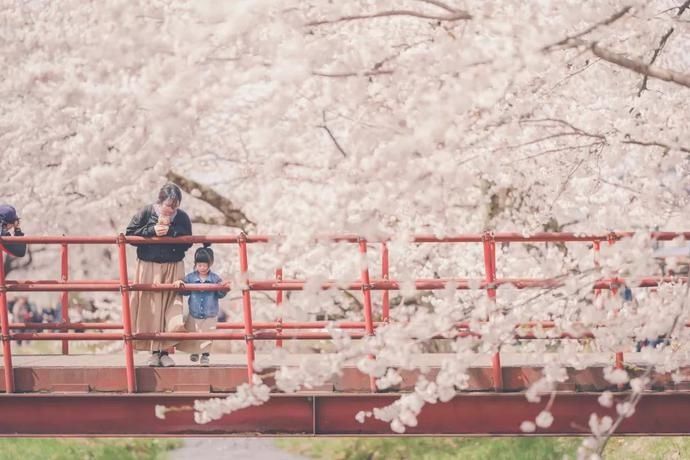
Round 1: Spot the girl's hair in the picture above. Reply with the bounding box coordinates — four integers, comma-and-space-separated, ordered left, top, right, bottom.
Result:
157, 183, 182, 206
194, 247, 214, 265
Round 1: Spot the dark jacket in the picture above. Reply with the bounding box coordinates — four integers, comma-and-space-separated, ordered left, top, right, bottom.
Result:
125, 205, 192, 263
0, 228, 27, 257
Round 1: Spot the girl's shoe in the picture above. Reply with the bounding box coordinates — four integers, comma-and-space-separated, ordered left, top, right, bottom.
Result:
200, 354, 210, 366
190, 354, 199, 362
147, 353, 161, 367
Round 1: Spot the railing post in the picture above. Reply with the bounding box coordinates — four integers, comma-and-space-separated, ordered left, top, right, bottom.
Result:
116, 234, 137, 393
358, 238, 377, 392
381, 242, 390, 322
0, 251, 15, 393
483, 231, 503, 391
60, 243, 69, 355
275, 268, 283, 348
238, 233, 255, 384
607, 235, 625, 371
593, 241, 602, 297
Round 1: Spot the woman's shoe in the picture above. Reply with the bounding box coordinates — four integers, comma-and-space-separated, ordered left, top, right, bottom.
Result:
159, 354, 176, 367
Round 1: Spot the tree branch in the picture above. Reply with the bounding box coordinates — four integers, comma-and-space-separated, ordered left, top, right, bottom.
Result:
622, 138, 690, 153
637, 27, 674, 96
317, 111, 348, 157
306, 8, 471, 27
166, 170, 254, 232
637, 2, 690, 95
415, 0, 458, 13
586, 40, 690, 89
542, 6, 632, 52
541, 5, 690, 89
311, 69, 394, 78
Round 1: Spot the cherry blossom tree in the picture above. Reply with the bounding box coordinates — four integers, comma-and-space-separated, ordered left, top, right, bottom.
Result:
2, 0, 690, 455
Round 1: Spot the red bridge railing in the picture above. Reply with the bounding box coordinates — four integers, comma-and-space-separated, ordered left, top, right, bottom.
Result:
0, 232, 687, 394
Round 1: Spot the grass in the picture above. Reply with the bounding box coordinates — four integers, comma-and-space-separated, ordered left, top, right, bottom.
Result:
0, 438, 181, 460
277, 436, 690, 460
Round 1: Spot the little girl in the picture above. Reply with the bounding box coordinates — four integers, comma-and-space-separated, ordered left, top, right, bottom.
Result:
173, 246, 228, 365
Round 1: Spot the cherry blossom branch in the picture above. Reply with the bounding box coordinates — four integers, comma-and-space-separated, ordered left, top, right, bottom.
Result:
581, 40, 690, 89
166, 170, 254, 231
637, 28, 674, 96
639, 0, 690, 95
415, 0, 458, 12
542, 6, 690, 88
622, 138, 690, 153
595, 280, 690, 456
317, 110, 348, 157
311, 38, 433, 78
311, 69, 394, 78
542, 6, 633, 52
305, 2, 472, 27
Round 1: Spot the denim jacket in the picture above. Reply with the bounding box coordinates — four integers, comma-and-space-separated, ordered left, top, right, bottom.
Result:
182, 271, 226, 319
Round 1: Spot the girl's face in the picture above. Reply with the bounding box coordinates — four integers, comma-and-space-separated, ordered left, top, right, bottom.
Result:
196, 262, 210, 275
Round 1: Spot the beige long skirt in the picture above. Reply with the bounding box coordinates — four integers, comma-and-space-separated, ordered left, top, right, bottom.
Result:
177, 316, 217, 354
129, 259, 186, 352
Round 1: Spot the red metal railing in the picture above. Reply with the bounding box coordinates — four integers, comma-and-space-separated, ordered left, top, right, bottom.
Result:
0, 232, 687, 394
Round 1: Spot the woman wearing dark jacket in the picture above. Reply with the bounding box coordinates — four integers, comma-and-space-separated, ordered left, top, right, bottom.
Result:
126, 183, 192, 367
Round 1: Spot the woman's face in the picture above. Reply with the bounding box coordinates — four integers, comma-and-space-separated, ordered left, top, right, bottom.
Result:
159, 199, 179, 217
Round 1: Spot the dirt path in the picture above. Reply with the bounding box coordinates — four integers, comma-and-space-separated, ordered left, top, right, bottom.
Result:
168, 438, 309, 460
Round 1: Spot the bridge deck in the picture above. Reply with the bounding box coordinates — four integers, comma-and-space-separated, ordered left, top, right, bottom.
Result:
1, 352, 688, 393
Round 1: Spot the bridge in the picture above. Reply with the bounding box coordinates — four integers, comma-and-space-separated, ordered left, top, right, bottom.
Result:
0, 232, 688, 436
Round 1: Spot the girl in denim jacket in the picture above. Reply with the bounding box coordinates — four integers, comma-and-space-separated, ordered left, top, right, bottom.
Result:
173, 246, 228, 365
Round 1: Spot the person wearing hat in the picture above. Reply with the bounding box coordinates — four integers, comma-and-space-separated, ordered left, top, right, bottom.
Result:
173, 245, 229, 366
0, 205, 27, 258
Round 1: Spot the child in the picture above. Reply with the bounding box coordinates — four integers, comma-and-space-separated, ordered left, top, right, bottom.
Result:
173, 246, 228, 366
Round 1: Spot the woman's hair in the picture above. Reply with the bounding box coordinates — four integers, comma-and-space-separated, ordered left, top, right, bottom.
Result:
157, 183, 182, 206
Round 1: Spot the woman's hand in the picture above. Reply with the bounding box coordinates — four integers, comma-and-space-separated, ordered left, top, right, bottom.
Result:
154, 224, 169, 236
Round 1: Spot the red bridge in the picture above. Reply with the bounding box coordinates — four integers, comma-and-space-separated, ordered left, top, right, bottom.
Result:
0, 232, 688, 436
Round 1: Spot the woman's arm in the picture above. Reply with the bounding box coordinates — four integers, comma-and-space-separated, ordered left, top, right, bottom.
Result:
125, 206, 155, 237
172, 278, 191, 296
1, 228, 26, 257
171, 211, 193, 251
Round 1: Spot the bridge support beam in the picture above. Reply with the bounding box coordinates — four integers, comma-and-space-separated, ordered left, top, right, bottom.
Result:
0, 392, 689, 436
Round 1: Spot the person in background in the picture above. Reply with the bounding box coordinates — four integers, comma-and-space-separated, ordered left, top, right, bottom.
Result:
0, 205, 26, 258
9, 296, 38, 346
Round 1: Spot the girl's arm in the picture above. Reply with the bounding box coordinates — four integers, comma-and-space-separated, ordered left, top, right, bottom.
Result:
216, 275, 228, 299
173, 274, 193, 296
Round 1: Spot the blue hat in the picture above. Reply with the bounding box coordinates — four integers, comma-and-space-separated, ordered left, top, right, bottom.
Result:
0, 205, 19, 224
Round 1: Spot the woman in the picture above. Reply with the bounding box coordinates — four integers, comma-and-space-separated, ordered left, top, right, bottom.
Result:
126, 183, 192, 367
